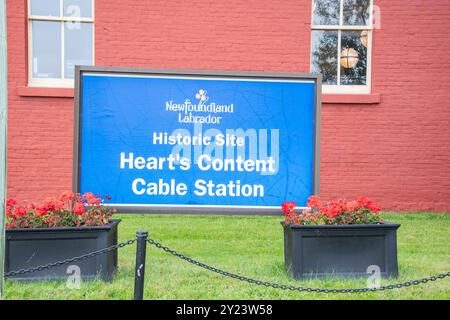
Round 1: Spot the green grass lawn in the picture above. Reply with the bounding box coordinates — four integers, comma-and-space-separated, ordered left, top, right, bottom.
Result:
4, 212, 450, 300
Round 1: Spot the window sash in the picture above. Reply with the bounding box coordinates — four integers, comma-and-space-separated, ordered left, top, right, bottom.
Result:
312, 25, 371, 30
27, 0, 94, 87
29, 16, 94, 22
311, 0, 373, 93
312, 30, 372, 94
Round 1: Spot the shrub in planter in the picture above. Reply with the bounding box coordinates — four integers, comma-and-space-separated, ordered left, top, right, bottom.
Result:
281, 196, 400, 279
4, 192, 120, 281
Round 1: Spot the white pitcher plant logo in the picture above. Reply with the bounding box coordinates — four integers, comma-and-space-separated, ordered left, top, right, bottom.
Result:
195, 89, 209, 107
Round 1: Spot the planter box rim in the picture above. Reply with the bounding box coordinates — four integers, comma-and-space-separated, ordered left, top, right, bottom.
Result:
6, 218, 121, 233
281, 221, 400, 229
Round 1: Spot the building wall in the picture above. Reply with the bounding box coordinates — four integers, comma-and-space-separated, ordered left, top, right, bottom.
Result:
6, 0, 450, 212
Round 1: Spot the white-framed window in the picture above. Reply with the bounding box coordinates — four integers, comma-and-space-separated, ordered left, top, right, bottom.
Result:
311, 0, 373, 94
28, 0, 94, 87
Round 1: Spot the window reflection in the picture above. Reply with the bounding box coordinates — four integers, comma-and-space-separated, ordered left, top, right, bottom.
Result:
340, 31, 367, 85
30, 0, 60, 17
311, 30, 338, 85
32, 21, 61, 78
63, 0, 93, 18
343, 0, 370, 26
64, 22, 93, 78
313, 0, 340, 25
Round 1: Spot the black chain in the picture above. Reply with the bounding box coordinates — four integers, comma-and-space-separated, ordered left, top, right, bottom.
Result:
4, 235, 449, 293
147, 237, 450, 293
4, 238, 136, 277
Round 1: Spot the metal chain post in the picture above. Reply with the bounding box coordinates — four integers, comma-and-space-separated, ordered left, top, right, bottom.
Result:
134, 231, 148, 300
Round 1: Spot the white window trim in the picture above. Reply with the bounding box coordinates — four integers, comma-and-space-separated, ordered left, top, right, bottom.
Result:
27, 0, 95, 88
310, 0, 373, 94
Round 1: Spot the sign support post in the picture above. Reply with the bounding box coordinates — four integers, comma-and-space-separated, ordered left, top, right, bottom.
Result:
0, 0, 8, 300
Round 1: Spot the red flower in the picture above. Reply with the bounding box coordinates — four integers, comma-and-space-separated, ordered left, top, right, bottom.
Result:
82, 192, 94, 200
281, 195, 383, 226
5, 192, 114, 229
35, 207, 49, 216
104, 195, 111, 201
319, 207, 332, 218
41, 197, 64, 212
59, 191, 75, 202
73, 202, 85, 215
83, 192, 100, 205
281, 202, 296, 214
346, 200, 359, 212
306, 195, 322, 208
6, 198, 17, 207
356, 197, 381, 213
14, 207, 27, 217
89, 198, 100, 205
326, 199, 345, 217
281, 202, 299, 224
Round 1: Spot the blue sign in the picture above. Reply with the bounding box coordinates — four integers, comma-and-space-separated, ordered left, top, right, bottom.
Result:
75, 68, 320, 213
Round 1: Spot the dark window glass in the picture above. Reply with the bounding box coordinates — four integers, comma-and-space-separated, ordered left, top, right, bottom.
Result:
311, 30, 338, 85
343, 0, 370, 26
340, 31, 367, 85
312, 0, 340, 25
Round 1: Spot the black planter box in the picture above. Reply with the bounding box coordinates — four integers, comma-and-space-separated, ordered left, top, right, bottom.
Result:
5, 219, 121, 281
282, 221, 400, 279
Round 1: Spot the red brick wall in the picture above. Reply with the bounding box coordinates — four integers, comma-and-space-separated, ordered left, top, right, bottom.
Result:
6, 0, 450, 212
6, 0, 74, 202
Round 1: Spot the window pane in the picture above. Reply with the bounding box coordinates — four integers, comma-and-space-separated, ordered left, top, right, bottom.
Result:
343, 0, 370, 26
30, 0, 60, 17
63, 0, 93, 18
312, 0, 340, 26
340, 31, 367, 85
64, 22, 93, 78
311, 30, 338, 85
32, 21, 61, 78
